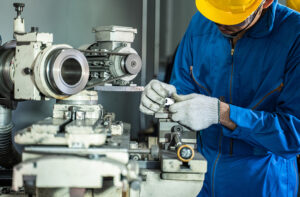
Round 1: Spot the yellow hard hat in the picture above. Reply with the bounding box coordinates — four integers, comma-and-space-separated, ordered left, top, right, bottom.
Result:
287, 0, 300, 12
195, 0, 264, 25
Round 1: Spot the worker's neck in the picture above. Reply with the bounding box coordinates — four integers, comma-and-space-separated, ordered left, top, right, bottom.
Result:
231, 9, 267, 47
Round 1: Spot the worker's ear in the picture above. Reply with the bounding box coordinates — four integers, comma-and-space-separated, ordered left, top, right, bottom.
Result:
263, 0, 274, 9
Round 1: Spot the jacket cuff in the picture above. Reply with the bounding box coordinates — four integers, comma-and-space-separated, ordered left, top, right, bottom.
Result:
222, 104, 251, 139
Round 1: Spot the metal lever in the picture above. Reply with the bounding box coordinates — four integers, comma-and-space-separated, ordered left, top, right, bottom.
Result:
13, 3, 25, 17
13, 3, 25, 34
170, 126, 195, 163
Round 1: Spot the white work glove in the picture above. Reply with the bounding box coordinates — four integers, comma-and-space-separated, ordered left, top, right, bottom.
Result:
169, 93, 220, 131
140, 79, 176, 115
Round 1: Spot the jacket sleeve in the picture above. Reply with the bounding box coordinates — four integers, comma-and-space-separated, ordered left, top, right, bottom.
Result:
222, 36, 300, 159
169, 27, 199, 95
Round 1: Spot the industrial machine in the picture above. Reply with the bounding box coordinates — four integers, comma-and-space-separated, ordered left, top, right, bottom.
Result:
0, 3, 206, 197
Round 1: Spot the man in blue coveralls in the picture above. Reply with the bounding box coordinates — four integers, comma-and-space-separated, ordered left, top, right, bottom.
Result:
139, 0, 300, 196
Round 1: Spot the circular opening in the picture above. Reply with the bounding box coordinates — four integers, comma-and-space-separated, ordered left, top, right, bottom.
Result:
61, 58, 82, 86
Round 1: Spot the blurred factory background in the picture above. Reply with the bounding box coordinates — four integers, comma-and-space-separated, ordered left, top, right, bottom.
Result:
0, 0, 287, 141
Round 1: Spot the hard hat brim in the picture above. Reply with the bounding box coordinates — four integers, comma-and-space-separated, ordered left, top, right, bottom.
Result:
196, 0, 263, 25
287, 0, 300, 12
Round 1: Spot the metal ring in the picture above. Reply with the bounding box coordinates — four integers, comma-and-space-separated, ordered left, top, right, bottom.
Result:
47, 49, 89, 95
177, 144, 195, 163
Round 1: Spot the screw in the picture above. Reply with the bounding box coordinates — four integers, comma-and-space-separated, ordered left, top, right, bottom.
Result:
23, 67, 33, 75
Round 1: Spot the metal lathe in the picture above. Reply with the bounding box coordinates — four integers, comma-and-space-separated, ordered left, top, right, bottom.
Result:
0, 3, 207, 197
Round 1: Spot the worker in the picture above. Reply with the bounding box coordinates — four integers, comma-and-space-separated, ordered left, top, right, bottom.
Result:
287, 0, 300, 12
140, 0, 300, 196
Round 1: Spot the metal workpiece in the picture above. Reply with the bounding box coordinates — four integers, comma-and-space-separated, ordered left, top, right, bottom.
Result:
45, 48, 89, 95
34, 45, 90, 99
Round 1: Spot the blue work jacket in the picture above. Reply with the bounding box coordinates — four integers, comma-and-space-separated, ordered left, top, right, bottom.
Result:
170, 1, 300, 197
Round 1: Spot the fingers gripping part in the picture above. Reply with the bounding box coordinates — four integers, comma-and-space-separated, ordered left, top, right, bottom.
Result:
146, 88, 165, 105
169, 93, 220, 131
141, 93, 160, 112
169, 101, 187, 113
139, 105, 155, 115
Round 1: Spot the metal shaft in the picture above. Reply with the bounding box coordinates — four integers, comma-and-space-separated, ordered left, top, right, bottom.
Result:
128, 149, 151, 154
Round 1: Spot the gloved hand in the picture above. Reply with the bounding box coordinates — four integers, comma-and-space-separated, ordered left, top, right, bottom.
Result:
140, 79, 176, 115
169, 93, 220, 131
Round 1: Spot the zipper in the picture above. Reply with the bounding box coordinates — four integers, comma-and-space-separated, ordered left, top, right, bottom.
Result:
229, 39, 235, 156
212, 39, 235, 196
189, 66, 211, 96
211, 129, 223, 197
189, 66, 222, 197
198, 131, 203, 153
293, 160, 298, 197
251, 83, 284, 110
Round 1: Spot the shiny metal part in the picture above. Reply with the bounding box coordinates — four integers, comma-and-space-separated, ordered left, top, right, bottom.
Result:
165, 98, 175, 106
35, 45, 90, 99
0, 41, 16, 98
46, 48, 89, 95
173, 132, 183, 147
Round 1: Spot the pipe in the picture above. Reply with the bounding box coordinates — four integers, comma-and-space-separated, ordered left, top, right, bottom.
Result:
140, 0, 148, 131
154, 0, 161, 78
0, 105, 19, 169
165, 0, 174, 57
141, 0, 148, 87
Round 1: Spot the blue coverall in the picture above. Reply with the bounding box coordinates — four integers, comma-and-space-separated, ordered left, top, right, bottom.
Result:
170, 1, 300, 196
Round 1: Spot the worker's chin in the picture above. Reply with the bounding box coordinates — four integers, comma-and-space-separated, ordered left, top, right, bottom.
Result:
216, 25, 237, 34
218, 29, 237, 36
